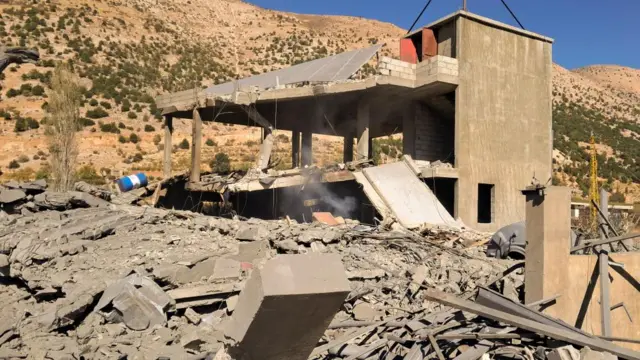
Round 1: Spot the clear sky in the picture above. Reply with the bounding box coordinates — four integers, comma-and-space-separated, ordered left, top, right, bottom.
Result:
247, 0, 639, 70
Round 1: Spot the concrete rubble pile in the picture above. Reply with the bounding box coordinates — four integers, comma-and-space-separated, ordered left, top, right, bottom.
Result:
0, 190, 631, 359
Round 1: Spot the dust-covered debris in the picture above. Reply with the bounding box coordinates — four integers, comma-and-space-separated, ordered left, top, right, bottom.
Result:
0, 188, 632, 359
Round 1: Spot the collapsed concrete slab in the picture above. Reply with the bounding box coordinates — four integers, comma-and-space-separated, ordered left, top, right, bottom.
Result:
224, 254, 351, 360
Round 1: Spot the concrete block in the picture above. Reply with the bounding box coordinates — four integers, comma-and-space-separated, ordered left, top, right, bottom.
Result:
547, 346, 580, 360
225, 254, 350, 360
580, 347, 618, 360
379, 68, 390, 75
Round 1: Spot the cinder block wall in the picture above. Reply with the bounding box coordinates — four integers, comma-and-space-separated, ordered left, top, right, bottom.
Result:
454, 17, 553, 231
414, 103, 454, 162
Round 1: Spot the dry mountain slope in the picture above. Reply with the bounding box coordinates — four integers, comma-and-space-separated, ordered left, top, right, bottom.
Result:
0, 0, 638, 201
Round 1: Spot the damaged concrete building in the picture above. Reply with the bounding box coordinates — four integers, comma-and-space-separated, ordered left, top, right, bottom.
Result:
156, 10, 553, 232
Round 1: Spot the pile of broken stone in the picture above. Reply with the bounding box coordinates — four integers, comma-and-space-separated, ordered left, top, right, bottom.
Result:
0, 181, 627, 359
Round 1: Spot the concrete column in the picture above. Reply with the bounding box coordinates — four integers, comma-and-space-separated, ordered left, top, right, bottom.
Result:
356, 101, 370, 161
291, 131, 300, 168
301, 132, 312, 166
257, 128, 273, 170
225, 254, 351, 360
343, 134, 354, 163
163, 115, 173, 179
523, 186, 571, 306
190, 108, 202, 183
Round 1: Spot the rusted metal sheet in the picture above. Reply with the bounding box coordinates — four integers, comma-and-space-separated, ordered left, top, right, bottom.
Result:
422, 28, 438, 58
400, 38, 418, 64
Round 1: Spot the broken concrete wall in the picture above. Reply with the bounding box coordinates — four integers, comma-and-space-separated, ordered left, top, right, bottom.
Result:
525, 186, 640, 351
225, 254, 350, 360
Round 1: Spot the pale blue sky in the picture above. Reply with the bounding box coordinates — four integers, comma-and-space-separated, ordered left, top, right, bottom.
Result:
248, 0, 639, 69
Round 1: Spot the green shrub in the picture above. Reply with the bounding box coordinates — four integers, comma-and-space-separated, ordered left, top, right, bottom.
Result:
205, 138, 217, 147
89, 98, 99, 106
8, 160, 20, 169
78, 117, 95, 127
129, 133, 140, 144
210, 152, 231, 173
127, 111, 137, 119
75, 164, 106, 185
6, 88, 19, 98
144, 124, 155, 132
118, 135, 128, 143
132, 153, 143, 162
99, 101, 112, 109
153, 134, 161, 145
86, 107, 109, 119
99, 122, 119, 133
18, 154, 29, 163
179, 138, 189, 149
31, 85, 45, 96
118, 122, 126, 129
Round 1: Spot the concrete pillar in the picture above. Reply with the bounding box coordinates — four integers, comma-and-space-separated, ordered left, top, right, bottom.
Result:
190, 108, 202, 183
163, 115, 173, 179
291, 131, 300, 168
301, 132, 312, 166
343, 134, 354, 163
257, 128, 273, 170
356, 101, 370, 161
225, 254, 351, 360
523, 186, 571, 306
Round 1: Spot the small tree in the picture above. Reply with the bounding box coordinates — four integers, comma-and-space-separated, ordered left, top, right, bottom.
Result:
210, 152, 231, 173
46, 63, 81, 191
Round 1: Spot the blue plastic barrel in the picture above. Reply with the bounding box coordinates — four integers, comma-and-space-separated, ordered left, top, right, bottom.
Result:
116, 173, 148, 192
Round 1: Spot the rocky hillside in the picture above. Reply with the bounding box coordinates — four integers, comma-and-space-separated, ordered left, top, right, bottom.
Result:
0, 0, 638, 202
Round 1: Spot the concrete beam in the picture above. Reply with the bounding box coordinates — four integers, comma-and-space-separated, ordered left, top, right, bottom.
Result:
163, 115, 173, 179
523, 186, 571, 305
190, 109, 202, 183
291, 131, 300, 168
225, 254, 350, 360
301, 132, 313, 166
356, 101, 370, 161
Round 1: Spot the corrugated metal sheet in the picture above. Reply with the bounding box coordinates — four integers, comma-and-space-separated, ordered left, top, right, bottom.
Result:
203, 44, 383, 96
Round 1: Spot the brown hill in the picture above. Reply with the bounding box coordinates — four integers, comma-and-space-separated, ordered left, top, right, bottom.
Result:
0, 0, 638, 201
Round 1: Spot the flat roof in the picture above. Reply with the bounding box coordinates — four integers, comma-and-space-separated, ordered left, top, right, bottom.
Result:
406, 10, 554, 44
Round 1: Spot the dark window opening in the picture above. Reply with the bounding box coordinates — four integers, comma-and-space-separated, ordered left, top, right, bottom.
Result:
425, 178, 456, 218
477, 183, 494, 224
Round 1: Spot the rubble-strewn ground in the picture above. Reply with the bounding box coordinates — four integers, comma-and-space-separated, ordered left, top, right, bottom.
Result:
0, 190, 530, 358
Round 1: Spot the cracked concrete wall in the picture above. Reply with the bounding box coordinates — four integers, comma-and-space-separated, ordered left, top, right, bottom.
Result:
454, 17, 553, 232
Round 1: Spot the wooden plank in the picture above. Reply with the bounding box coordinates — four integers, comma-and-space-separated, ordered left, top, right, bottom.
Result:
163, 115, 173, 179
190, 108, 202, 183
166, 283, 237, 300
428, 334, 446, 360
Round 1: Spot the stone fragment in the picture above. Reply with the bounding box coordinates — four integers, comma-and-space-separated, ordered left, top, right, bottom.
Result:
0, 254, 9, 277
210, 258, 241, 281
579, 347, 618, 360
184, 308, 201, 325
0, 188, 26, 204
352, 303, 379, 321
228, 240, 269, 264
547, 345, 580, 360
225, 254, 350, 360
275, 239, 299, 252
236, 224, 269, 241
226, 295, 239, 313
310, 241, 327, 253
297, 229, 324, 244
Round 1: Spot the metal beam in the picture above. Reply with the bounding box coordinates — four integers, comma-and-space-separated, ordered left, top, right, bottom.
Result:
570, 233, 640, 253
600, 250, 612, 337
